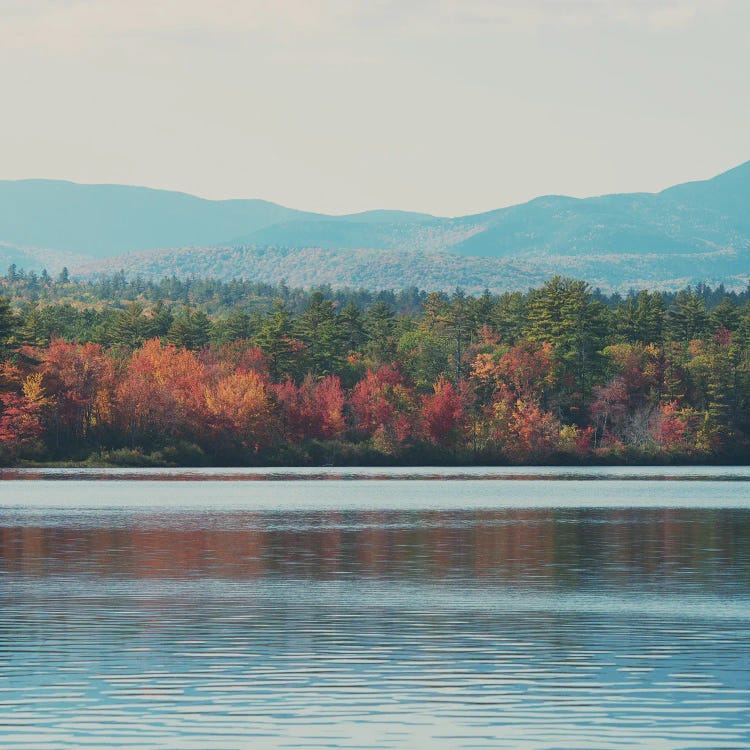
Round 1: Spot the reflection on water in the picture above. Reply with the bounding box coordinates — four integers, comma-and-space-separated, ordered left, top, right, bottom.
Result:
1, 476, 749, 748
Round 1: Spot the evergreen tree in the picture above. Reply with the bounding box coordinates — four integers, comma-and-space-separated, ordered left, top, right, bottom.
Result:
150, 301, 174, 338
295, 292, 344, 376
635, 290, 665, 344
666, 290, 709, 342
26, 271, 40, 295
615, 291, 664, 344
445, 290, 470, 382
212, 311, 253, 345
18, 305, 47, 347
417, 291, 469, 382
397, 326, 452, 391
256, 300, 300, 379
338, 301, 365, 352
189, 310, 212, 349
364, 301, 397, 364
492, 291, 526, 344
710, 296, 740, 332
168, 309, 211, 350
468, 289, 494, 332
110, 302, 152, 348
525, 276, 608, 411
0, 296, 17, 352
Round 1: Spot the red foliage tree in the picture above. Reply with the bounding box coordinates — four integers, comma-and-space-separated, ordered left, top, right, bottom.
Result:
420, 377, 465, 446
0, 392, 44, 449
509, 400, 561, 459
315, 376, 347, 438
349, 366, 414, 451
275, 375, 346, 442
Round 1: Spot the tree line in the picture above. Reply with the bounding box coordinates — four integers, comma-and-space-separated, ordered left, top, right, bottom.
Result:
1, 274, 750, 465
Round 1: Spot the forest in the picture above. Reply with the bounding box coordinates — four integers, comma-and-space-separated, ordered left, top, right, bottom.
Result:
1, 267, 750, 466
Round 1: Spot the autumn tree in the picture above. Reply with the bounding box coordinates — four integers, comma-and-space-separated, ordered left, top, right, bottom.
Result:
420, 377, 465, 448
36, 339, 115, 447
114, 339, 207, 446
275, 374, 346, 442
349, 365, 415, 454
472, 340, 556, 405
0, 373, 47, 454
204, 370, 275, 453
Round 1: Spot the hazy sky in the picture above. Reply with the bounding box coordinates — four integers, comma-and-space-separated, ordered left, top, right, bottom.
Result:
1, 0, 747, 215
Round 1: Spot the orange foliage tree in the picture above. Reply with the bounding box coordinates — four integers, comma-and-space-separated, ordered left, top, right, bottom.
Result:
114, 338, 208, 446
34, 339, 115, 446
204, 370, 275, 452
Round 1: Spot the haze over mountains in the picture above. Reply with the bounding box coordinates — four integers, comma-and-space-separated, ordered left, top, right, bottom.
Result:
1, 161, 749, 292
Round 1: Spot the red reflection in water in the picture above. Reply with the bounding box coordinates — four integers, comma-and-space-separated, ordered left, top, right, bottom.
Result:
0, 509, 744, 587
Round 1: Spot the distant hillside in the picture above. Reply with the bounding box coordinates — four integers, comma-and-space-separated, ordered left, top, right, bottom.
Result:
449, 161, 750, 260
1, 161, 749, 290
75, 243, 747, 295
0, 180, 316, 257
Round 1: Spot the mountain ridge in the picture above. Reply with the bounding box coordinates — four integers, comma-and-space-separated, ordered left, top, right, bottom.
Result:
1, 161, 748, 291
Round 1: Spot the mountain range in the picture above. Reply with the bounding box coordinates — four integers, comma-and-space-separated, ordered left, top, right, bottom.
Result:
1, 160, 749, 292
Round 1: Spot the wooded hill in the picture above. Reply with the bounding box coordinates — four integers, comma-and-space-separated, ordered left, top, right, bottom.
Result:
2, 160, 748, 291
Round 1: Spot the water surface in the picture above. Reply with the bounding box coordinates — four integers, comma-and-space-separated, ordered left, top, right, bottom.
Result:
1, 468, 749, 748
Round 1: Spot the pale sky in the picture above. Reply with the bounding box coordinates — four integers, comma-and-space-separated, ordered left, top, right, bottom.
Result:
1, 0, 747, 216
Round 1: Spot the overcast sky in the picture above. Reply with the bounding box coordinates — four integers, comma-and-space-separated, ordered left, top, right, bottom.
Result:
0, 0, 747, 216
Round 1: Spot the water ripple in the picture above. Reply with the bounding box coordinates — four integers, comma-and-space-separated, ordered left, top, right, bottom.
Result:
0, 480, 748, 748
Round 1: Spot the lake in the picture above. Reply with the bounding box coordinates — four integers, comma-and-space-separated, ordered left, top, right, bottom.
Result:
1, 467, 749, 749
